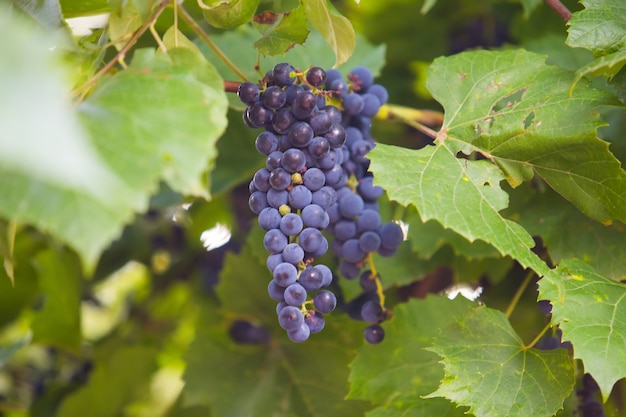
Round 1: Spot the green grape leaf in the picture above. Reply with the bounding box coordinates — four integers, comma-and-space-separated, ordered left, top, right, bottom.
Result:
79, 47, 228, 199
366, 400, 469, 417
252, 5, 309, 56
566, 0, 626, 56
302, 0, 356, 67
10, 0, 67, 32
107, 0, 142, 49
200, 0, 259, 29
60, 0, 109, 18
571, 49, 626, 93
348, 297, 474, 415
57, 345, 158, 417
423, 49, 625, 225
506, 184, 626, 280
369, 143, 553, 278
427, 306, 575, 417
31, 248, 82, 349
538, 258, 626, 401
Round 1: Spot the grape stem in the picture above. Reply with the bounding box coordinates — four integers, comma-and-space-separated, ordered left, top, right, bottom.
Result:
382, 104, 443, 139
504, 270, 535, 318
524, 322, 551, 350
545, 0, 572, 21
366, 253, 386, 309
71, 0, 172, 100
177, 4, 249, 82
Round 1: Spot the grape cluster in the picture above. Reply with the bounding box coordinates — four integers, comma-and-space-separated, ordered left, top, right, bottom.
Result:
241, 63, 402, 344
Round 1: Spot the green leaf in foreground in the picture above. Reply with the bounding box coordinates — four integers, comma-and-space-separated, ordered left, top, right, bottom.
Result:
571, 49, 626, 93
425, 49, 625, 224
302, 0, 356, 67
252, 5, 309, 56
538, 258, 626, 400
427, 306, 575, 417
369, 143, 551, 278
348, 297, 473, 417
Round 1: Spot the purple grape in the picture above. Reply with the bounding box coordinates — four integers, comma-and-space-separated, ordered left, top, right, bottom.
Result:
305, 311, 325, 334
313, 290, 337, 313
364, 324, 384, 344
278, 305, 304, 331
284, 283, 307, 306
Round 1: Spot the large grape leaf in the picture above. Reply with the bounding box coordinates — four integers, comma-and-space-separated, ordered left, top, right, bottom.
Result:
182, 243, 370, 416
424, 49, 625, 225
538, 258, 626, 401
252, 5, 309, 56
369, 142, 553, 279
427, 306, 575, 417
348, 297, 473, 417
302, 0, 356, 67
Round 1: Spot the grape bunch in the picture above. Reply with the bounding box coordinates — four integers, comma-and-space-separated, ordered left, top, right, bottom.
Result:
241, 63, 403, 344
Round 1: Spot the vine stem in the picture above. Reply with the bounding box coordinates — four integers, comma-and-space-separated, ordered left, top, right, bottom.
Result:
505, 270, 535, 318
366, 253, 386, 309
381, 104, 443, 139
545, 0, 572, 21
71, 0, 172, 99
177, 3, 249, 82
524, 322, 551, 350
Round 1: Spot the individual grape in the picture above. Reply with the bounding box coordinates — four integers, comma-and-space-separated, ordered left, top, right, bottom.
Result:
281, 148, 306, 172
361, 300, 383, 323
324, 68, 342, 84
264, 229, 288, 253
342, 238, 366, 263
287, 185, 311, 209
266, 188, 288, 208
317, 149, 340, 170
266, 150, 283, 171
297, 228, 323, 254
299, 265, 324, 291
380, 222, 404, 250
360, 93, 381, 118
357, 177, 384, 201
266, 253, 283, 272
278, 305, 304, 331
272, 62, 296, 87
247, 101, 274, 127
316, 264, 333, 287
301, 204, 329, 229
248, 191, 268, 214
269, 167, 292, 190
344, 126, 364, 147
367, 84, 389, 104
280, 213, 304, 236
359, 270, 377, 293
349, 66, 374, 91
309, 110, 332, 134
311, 186, 336, 209
304, 311, 325, 334
273, 262, 298, 287
343, 93, 364, 115
313, 290, 337, 313
262, 85, 287, 109
339, 193, 365, 218
255, 131, 278, 155
326, 202, 342, 224
334, 219, 357, 240
285, 84, 303, 105
322, 105, 343, 124
237, 82, 260, 105
276, 301, 288, 314
273, 108, 296, 134
351, 139, 375, 165
253, 168, 271, 192
282, 243, 304, 265
364, 324, 384, 344
308, 136, 331, 159
303, 167, 325, 191
288, 121, 314, 147
324, 123, 346, 148
309, 236, 328, 258
291, 91, 317, 120
284, 283, 307, 306
258, 207, 282, 231
356, 209, 382, 233
267, 279, 286, 301
323, 164, 344, 186
359, 230, 381, 253
248, 179, 257, 194
229, 320, 271, 345
328, 78, 348, 98
339, 260, 360, 279
305, 66, 326, 87
287, 322, 311, 342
